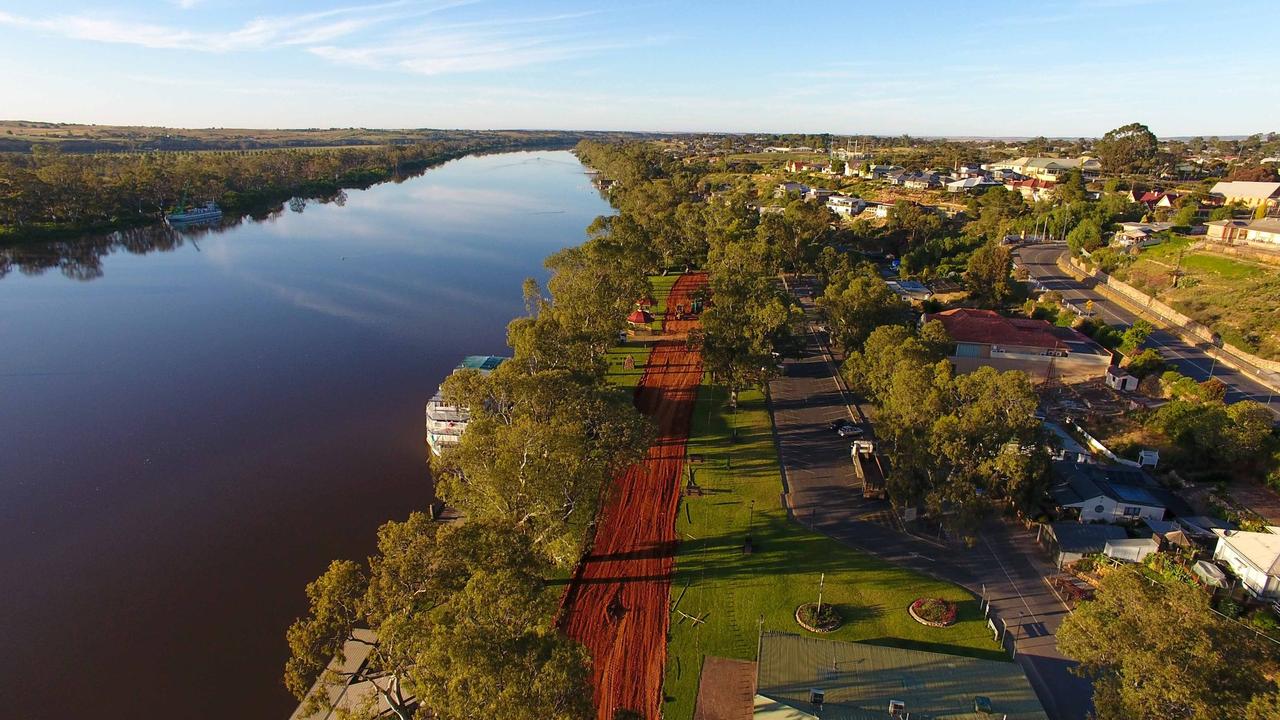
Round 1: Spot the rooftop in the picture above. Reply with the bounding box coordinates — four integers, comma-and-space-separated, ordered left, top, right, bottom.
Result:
926, 308, 1096, 352
1047, 522, 1128, 554
458, 355, 506, 372
1210, 180, 1280, 199
755, 632, 1047, 720
1214, 529, 1280, 574
1049, 461, 1167, 509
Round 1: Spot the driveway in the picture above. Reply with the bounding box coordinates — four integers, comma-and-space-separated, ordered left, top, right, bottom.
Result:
767, 276, 1093, 720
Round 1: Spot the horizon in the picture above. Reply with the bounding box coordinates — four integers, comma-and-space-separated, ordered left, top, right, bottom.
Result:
2, 0, 1276, 137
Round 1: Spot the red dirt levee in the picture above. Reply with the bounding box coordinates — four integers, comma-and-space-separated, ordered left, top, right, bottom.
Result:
561, 272, 708, 720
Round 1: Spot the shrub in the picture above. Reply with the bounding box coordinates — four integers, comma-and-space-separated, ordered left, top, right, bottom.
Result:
796, 603, 842, 631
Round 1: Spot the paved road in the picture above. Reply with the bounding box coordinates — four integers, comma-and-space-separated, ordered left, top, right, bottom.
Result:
1016, 242, 1280, 412
767, 277, 1092, 720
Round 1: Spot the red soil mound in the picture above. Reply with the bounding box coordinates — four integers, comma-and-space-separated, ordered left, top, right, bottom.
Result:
560, 272, 707, 720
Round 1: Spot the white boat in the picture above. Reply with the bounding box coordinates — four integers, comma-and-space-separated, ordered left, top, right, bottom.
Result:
425, 355, 506, 456
166, 201, 223, 225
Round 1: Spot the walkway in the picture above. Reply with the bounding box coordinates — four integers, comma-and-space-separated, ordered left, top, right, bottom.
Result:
560, 272, 707, 720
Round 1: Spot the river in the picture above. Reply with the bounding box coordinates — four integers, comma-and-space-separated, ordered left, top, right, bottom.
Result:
0, 150, 610, 720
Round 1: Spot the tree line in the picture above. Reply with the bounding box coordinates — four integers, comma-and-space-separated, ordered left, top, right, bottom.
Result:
282, 138, 842, 719
0, 134, 575, 243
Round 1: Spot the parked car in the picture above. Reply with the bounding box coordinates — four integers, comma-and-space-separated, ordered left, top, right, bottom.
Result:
828, 419, 863, 437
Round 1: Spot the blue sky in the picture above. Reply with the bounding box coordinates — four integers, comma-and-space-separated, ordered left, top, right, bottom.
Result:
1, 0, 1275, 136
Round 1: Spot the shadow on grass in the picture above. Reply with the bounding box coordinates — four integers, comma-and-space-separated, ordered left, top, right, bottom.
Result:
859, 635, 1011, 663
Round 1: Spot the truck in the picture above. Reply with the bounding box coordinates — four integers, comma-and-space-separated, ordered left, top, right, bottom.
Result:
851, 440, 887, 500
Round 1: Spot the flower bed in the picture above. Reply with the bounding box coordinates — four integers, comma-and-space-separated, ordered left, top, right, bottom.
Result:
908, 597, 957, 627
795, 603, 842, 633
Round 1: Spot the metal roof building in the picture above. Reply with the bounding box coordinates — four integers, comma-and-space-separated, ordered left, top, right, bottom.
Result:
755, 632, 1047, 720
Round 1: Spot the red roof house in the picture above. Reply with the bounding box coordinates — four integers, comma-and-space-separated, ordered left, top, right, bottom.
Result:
923, 308, 1113, 382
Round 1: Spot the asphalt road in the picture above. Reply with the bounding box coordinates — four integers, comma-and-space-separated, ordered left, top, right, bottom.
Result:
1016, 242, 1280, 412
767, 276, 1093, 720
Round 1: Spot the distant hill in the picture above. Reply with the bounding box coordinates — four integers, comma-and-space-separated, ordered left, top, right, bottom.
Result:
0, 121, 654, 153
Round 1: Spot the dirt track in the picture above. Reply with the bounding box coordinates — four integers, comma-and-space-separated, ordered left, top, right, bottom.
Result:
561, 272, 707, 720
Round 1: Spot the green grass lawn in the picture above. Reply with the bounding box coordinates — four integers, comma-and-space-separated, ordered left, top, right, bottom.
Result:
605, 274, 683, 385
1120, 241, 1280, 359
648, 273, 681, 330
604, 341, 652, 389
661, 384, 1003, 720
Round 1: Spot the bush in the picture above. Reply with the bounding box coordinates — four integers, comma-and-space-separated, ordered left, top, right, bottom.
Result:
1217, 597, 1243, 619
1248, 609, 1280, 633
796, 603, 842, 631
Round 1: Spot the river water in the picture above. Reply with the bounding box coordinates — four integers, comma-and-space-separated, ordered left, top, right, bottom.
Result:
0, 150, 609, 720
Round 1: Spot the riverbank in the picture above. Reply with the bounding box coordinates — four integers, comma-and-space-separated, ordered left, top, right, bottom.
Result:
0, 140, 578, 246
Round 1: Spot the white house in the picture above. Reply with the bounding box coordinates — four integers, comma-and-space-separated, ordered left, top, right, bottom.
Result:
1213, 528, 1280, 600
1049, 461, 1167, 523
826, 195, 866, 217
946, 177, 1002, 193
987, 156, 1101, 182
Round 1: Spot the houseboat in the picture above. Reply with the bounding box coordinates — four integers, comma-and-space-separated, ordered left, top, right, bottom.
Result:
424, 355, 507, 456
166, 201, 223, 226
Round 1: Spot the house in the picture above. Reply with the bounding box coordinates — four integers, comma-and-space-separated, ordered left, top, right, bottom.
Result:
755, 632, 1047, 720
1005, 178, 1056, 202
923, 308, 1114, 382
865, 201, 891, 219
1205, 217, 1280, 246
988, 156, 1101, 182
424, 355, 507, 456
1112, 221, 1172, 248
1127, 190, 1180, 209
1049, 461, 1169, 523
825, 194, 865, 217
1212, 528, 1280, 599
1178, 515, 1234, 541
861, 163, 904, 180
1105, 366, 1139, 392
946, 176, 1002, 193
902, 172, 944, 190
1209, 181, 1280, 209
886, 279, 932, 301
774, 182, 809, 198
884, 169, 910, 185
1039, 522, 1128, 569
804, 187, 835, 202
957, 163, 989, 178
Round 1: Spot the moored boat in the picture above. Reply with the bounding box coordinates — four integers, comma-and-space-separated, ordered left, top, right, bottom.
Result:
166, 201, 223, 225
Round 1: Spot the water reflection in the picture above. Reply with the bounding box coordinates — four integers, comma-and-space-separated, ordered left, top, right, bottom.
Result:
0, 190, 357, 282
0, 150, 609, 720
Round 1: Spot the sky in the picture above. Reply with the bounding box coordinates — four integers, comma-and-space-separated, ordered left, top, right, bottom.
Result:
0, 0, 1276, 137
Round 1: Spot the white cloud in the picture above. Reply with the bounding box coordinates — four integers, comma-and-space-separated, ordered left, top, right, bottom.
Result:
0, 1, 460, 53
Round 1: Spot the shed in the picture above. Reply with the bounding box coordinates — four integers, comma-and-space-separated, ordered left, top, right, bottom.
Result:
1040, 522, 1128, 568
1104, 537, 1158, 563
1105, 367, 1138, 392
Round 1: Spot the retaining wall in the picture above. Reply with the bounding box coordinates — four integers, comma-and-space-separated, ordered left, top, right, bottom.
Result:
1062, 256, 1280, 377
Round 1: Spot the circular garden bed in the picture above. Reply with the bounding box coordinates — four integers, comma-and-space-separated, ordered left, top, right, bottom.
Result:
795, 603, 842, 633
908, 598, 957, 627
